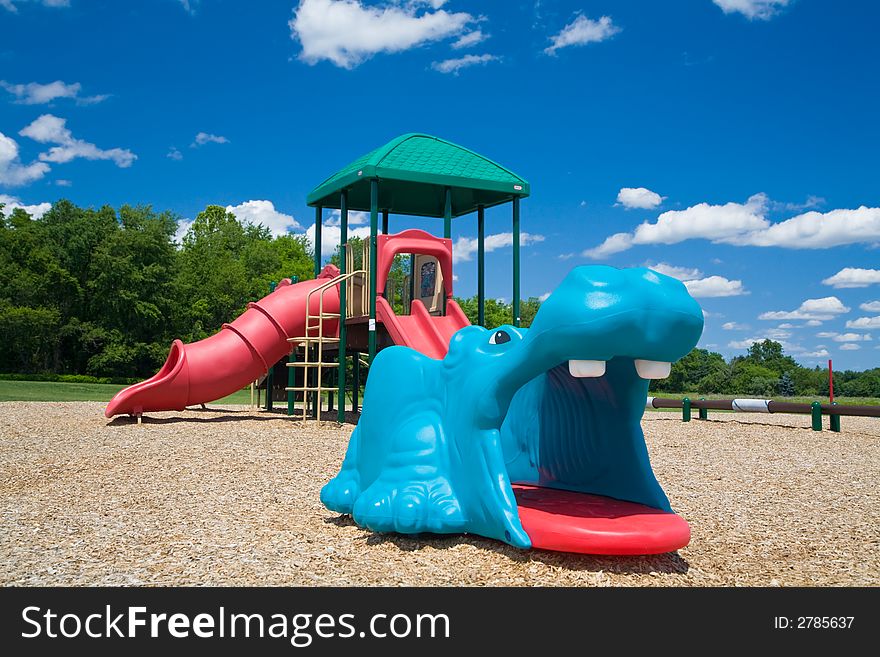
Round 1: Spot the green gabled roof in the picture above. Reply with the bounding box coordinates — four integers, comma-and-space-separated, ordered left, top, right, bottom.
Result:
307, 133, 529, 218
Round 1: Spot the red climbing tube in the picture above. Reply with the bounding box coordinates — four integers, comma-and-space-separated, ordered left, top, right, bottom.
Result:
104, 265, 341, 418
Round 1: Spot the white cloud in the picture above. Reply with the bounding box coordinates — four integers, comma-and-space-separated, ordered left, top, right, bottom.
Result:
290, 0, 473, 69
759, 296, 850, 321
305, 222, 373, 259
646, 262, 702, 281
822, 268, 880, 289
0, 80, 108, 105
732, 206, 880, 249
728, 337, 772, 349
820, 332, 873, 343
451, 29, 487, 49
582, 231, 634, 259
453, 232, 545, 263
805, 319, 823, 327
19, 114, 136, 167
584, 193, 769, 258
325, 209, 369, 226
538, 291, 551, 302
226, 200, 302, 237
166, 147, 183, 161
0, 130, 50, 185
1, 0, 70, 14
776, 323, 796, 329
722, 321, 748, 330
431, 53, 499, 74
173, 219, 192, 245
684, 275, 747, 298
544, 14, 620, 55
846, 316, 880, 330
712, 0, 790, 20
643, 262, 745, 298
584, 194, 880, 258
191, 132, 229, 147
860, 300, 880, 312
617, 187, 663, 210
178, 0, 197, 13
775, 195, 825, 212
54, 178, 71, 187
801, 348, 830, 358
0, 194, 51, 219
839, 343, 860, 351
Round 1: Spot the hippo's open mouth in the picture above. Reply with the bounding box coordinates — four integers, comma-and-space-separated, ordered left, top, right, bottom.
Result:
498, 351, 692, 554
483, 266, 704, 553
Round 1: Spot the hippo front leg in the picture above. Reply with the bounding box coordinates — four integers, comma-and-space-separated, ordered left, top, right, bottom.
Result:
468, 428, 531, 549
351, 413, 466, 536
320, 425, 362, 514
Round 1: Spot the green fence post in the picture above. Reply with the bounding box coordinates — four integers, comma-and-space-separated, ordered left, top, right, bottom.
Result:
830, 402, 840, 432
265, 279, 277, 411
698, 398, 708, 420
352, 353, 360, 413
286, 351, 295, 416
811, 401, 822, 431
682, 397, 691, 422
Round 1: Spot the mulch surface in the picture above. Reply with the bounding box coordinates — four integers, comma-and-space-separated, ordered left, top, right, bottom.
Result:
1, 402, 877, 586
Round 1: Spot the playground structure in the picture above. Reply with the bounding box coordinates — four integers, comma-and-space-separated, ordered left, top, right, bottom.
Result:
106, 134, 529, 422
647, 396, 880, 431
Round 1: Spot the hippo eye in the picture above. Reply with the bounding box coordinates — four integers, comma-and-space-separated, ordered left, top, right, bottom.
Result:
489, 330, 511, 345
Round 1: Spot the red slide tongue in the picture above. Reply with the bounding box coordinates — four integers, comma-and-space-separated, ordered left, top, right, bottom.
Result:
513, 484, 691, 555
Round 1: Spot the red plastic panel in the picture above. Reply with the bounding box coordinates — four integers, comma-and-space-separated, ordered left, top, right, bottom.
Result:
513, 484, 690, 555
376, 229, 454, 298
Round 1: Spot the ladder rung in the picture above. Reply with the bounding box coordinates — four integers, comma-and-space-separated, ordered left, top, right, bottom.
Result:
288, 336, 340, 343
286, 387, 329, 392
287, 362, 339, 368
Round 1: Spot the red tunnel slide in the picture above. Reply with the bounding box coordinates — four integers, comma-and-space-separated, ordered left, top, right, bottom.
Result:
104, 265, 341, 418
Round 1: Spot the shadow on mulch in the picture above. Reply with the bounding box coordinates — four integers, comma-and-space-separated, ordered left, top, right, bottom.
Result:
323, 514, 689, 575
106, 407, 361, 427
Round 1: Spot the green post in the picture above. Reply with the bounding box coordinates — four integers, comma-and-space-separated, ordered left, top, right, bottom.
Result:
830, 402, 840, 432
368, 179, 379, 362
314, 206, 322, 277
477, 205, 485, 327
265, 366, 273, 411
682, 397, 691, 422
382, 209, 389, 235
512, 197, 521, 327
443, 187, 452, 315
698, 398, 708, 420
286, 351, 295, 416
266, 280, 277, 411
408, 254, 415, 312
352, 353, 360, 413
443, 187, 452, 239
337, 190, 349, 424
811, 401, 822, 431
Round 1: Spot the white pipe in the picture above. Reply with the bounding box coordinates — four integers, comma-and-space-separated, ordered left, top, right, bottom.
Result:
731, 398, 771, 413
645, 397, 655, 409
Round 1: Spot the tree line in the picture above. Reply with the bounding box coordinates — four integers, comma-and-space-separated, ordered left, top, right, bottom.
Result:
1, 200, 877, 396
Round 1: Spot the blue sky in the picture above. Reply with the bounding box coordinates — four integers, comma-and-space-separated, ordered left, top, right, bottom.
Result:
1, 0, 878, 370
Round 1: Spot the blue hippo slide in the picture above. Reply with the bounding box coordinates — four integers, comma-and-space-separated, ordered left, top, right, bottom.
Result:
321, 265, 704, 555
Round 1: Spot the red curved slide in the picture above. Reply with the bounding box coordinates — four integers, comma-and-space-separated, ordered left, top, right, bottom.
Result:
105, 265, 341, 418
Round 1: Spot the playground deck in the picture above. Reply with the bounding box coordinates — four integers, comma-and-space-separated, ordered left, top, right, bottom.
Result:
1, 402, 877, 587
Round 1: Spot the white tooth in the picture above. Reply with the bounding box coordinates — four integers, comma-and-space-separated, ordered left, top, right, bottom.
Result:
569, 360, 606, 378
635, 359, 672, 379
